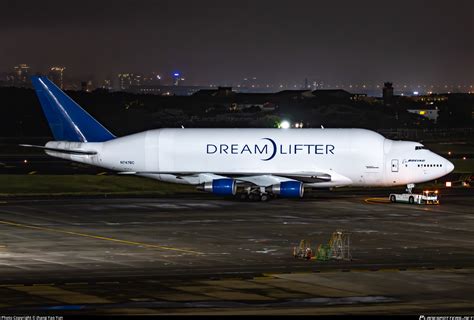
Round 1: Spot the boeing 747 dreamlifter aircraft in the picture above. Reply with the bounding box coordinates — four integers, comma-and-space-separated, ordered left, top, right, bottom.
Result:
22, 76, 454, 201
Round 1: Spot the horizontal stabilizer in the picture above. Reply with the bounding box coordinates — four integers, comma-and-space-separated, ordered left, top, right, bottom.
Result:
19, 144, 97, 155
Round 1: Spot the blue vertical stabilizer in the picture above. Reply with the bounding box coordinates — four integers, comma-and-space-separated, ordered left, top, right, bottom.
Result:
31, 76, 115, 142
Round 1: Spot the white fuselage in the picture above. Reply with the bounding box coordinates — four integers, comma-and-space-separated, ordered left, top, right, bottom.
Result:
44, 128, 454, 188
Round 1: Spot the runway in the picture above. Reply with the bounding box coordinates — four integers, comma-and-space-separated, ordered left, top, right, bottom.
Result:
0, 189, 473, 314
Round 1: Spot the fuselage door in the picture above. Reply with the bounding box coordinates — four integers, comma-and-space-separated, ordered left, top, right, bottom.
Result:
391, 159, 399, 172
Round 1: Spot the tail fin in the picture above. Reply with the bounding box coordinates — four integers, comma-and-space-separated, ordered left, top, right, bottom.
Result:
31, 76, 115, 142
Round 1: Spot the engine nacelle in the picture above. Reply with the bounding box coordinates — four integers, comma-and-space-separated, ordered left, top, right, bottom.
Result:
267, 181, 304, 198
200, 178, 237, 195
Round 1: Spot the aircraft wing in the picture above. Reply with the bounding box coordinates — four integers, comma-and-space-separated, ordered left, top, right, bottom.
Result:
119, 170, 343, 187
232, 173, 330, 186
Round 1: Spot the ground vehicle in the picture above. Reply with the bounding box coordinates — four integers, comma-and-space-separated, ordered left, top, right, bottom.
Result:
389, 190, 439, 204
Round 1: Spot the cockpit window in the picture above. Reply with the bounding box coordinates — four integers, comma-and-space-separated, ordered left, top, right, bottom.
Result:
415, 146, 427, 150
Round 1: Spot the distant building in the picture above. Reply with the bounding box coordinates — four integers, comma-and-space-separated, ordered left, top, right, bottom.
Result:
118, 73, 142, 90
410, 94, 448, 103
143, 73, 162, 86
229, 101, 277, 112
193, 86, 235, 98
312, 89, 352, 102
407, 107, 439, 122
129, 84, 207, 96
81, 80, 94, 92
229, 102, 264, 111
274, 90, 313, 101
261, 102, 277, 112
49, 66, 66, 89
383, 82, 394, 105
12, 64, 30, 87
0, 72, 10, 87
172, 72, 184, 86
101, 79, 112, 91
350, 93, 369, 101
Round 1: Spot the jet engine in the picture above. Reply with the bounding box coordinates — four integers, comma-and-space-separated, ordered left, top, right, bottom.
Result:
199, 178, 237, 195
266, 181, 304, 198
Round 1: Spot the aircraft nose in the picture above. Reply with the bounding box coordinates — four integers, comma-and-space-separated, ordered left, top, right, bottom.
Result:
445, 159, 454, 174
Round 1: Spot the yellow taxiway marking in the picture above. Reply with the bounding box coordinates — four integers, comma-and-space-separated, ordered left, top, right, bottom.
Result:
0, 219, 203, 255
364, 197, 390, 204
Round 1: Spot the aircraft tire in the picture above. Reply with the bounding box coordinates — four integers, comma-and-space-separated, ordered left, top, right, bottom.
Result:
239, 193, 248, 201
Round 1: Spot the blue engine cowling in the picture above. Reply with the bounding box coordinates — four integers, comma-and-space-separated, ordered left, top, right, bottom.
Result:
202, 178, 237, 195
269, 181, 304, 198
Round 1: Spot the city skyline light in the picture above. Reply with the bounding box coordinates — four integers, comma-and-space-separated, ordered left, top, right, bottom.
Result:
0, 0, 472, 87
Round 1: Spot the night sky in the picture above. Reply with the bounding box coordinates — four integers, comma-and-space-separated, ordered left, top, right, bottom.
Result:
1, 0, 473, 86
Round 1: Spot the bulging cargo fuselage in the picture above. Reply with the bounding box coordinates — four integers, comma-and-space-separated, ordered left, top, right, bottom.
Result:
44, 128, 454, 188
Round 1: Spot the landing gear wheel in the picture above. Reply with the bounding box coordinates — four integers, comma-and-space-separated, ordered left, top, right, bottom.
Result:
390, 195, 396, 203
239, 193, 248, 201
409, 196, 414, 204
249, 194, 258, 201
260, 194, 269, 202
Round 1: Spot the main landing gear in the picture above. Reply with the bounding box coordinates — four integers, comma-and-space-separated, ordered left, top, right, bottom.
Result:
238, 186, 274, 202
239, 192, 273, 202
